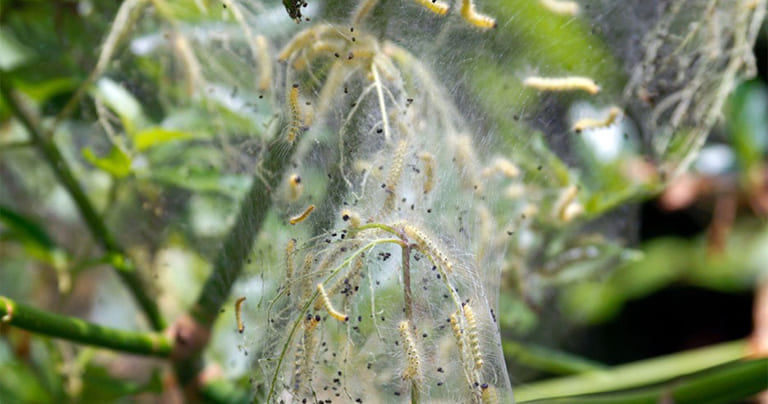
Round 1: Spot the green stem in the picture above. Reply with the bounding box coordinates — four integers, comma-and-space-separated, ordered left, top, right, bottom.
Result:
515, 339, 752, 402
0, 296, 172, 357
177, 125, 296, 387
0, 83, 166, 331
503, 340, 607, 375
518, 358, 768, 404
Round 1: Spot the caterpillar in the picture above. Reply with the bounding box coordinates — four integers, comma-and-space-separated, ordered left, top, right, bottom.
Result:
293, 314, 320, 396
460, 0, 497, 29
402, 224, 454, 274
341, 208, 362, 228
255, 35, 272, 92
482, 157, 520, 178
398, 320, 423, 381
277, 24, 335, 61
561, 201, 584, 223
287, 83, 303, 142
572, 106, 623, 133
523, 76, 600, 95
417, 152, 436, 194
315, 283, 349, 322
462, 302, 483, 370
540, 0, 579, 16
289, 204, 315, 225
287, 173, 303, 201
381, 139, 408, 213
553, 185, 582, 222
413, 0, 450, 15
235, 296, 246, 333
285, 238, 296, 282
481, 383, 500, 404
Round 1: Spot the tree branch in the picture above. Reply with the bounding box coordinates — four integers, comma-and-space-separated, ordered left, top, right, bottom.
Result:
0, 296, 171, 357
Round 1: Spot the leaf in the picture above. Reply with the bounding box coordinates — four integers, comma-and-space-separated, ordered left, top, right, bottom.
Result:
726, 80, 768, 173
0, 27, 34, 71
0, 204, 68, 269
133, 127, 194, 151
82, 146, 133, 178
94, 78, 144, 135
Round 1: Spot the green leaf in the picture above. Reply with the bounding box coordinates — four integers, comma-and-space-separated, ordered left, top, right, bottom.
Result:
133, 127, 194, 151
0, 27, 34, 71
0, 205, 68, 269
0, 358, 51, 403
94, 78, 144, 135
82, 146, 133, 178
15, 77, 79, 103
726, 80, 768, 173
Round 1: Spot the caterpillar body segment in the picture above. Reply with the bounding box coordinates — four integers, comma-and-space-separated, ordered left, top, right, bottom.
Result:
572, 106, 623, 133
315, 283, 349, 322
402, 224, 454, 274
540, 0, 579, 16
287, 83, 303, 142
289, 204, 315, 225
235, 296, 246, 333
523, 76, 600, 95
285, 239, 297, 281
449, 311, 476, 387
417, 151, 436, 194
413, 0, 450, 15
481, 383, 500, 404
460, 0, 497, 29
381, 139, 409, 213
398, 320, 423, 381
292, 314, 320, 397
462, 302, 484, 370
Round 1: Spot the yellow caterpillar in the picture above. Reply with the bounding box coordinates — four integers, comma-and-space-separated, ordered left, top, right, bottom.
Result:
315, 283, 348, 322
398, 320, 423, 381
482, 157, 520, 178
381, 139, 408, 213
255, 35, 272, 92
481, 383, 500, 404
572, 106, 623, 133
402, 224, 454, 274
553, 185, 582, 222
287, 173, 303, 201
413, 0, 450, 15
341, 209, 362, 228
462, 302, 483, 370
461, 0, 496, 29
235, 296, 246, 333
287, 83, 302, 142
523, 76, 600, 95
285, 238, 296, 281
289, 204, 315, 225
417, 152, 436, 194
